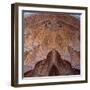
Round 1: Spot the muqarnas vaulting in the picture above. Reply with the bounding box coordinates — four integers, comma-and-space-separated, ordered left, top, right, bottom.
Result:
23, 12, 80, 77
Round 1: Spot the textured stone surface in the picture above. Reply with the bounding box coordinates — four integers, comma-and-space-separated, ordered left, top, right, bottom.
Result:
24, 50, 80, 77
23, 13, 80, 76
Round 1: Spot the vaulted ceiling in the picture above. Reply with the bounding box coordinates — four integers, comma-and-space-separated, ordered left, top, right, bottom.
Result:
24, 13, 80, 74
